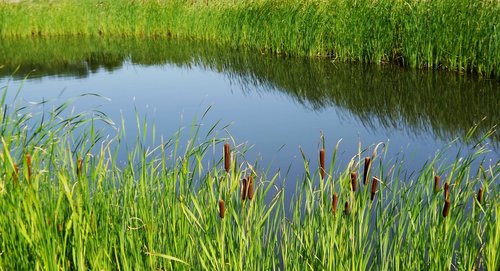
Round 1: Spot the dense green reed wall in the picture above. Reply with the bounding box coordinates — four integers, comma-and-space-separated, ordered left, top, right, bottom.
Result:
0, 0, 498, 77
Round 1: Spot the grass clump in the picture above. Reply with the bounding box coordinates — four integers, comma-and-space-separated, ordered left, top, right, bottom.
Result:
0, 0, 498, 77
0, 88, 498, 269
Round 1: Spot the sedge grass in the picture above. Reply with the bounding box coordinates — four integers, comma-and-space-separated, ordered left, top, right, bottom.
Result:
0, 0, 498, 78
0, 87, 498, 269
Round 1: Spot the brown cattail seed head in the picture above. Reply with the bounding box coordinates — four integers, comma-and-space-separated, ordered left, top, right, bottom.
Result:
350, 172, 357, 192
371, 176, 379, 201
224, 143, 231, 173
442, 199, 451, 218
363, 157, 371, 185
319, 148, 326, 180
444, 182, 450, 200
477, 187, 484, 205
332, 193, 338, 214
218, 199, 225, 219
247, 175, 254, 200
241, 178, 248, 201
77, 158, 83, 177
434, 175, 440, 193
25, 154, 32, 182
344, 201, 350, 215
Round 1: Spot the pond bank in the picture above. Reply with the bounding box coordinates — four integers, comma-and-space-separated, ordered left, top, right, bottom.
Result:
0, 0, 498, 78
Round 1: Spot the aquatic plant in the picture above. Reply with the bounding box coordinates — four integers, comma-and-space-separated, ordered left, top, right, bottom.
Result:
0, 87, 497, 269
0, 0, 498, 77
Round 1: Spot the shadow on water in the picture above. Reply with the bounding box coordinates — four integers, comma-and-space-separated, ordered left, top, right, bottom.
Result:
0, 37, 498, 146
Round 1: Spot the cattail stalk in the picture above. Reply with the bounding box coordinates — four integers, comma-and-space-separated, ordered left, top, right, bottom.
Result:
319, 148, 326, 180
13, 163, 19, 183
442, 199, 451, 218
25, 154, 32, 183
224, 143, 231, 173
332, 193, 338, 214
477, 187, 484, 205
247, 175, 254, 200
371, 176, 379, 201
434, 175, 440, 193
218, 199, 225, 219
241, 178, 248, 201
363, 157, 371, 185
344, 201, 350, 215
444, 182, 450, 200
350, 172, 357, 192
77, 158, 83, 177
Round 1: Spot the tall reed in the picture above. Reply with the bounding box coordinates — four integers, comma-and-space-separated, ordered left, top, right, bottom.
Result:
0, 0, 498, 78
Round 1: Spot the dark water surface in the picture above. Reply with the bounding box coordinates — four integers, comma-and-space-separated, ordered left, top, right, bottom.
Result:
1, 38, 498, 187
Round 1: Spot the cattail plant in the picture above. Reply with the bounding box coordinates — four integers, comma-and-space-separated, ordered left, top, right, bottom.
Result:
363, 157, 371, 185
25, 154, 32, 183
319, 148, 326, 180
350, 172, 357, 192
13, 163, 19, 183
241, 178, 248, 201
224, 143, 231, 173
344, 201, 350, 215
477, 187, 484, 204
76, 158, 83, 177
371, 176, 379, 201
218, 199, 225, 219
444, 182, 450, 200
442, 199, 451, 218
332, 193, 338, 214
247, 175, 254, 200
434, 175, 440, 193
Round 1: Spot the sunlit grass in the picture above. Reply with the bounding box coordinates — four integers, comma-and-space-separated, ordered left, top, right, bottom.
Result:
0, 0, 498, 77
0, 84, 498, 269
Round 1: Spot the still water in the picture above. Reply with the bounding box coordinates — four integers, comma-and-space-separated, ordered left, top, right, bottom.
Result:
0, 38, 498, 185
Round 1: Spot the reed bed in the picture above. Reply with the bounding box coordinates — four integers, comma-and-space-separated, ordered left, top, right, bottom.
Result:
0, 89, 498, 270
0, 0, 498, 78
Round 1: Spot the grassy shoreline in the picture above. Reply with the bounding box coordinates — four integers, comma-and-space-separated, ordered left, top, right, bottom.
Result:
0, 89, 498, 269
0, 0, 498, 78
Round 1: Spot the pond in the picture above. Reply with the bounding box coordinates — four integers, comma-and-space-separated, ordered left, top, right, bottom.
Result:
0, 37, 498, 187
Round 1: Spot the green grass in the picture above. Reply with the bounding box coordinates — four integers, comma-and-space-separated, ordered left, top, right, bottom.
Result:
0, 85, 498, 269
0, 0, 498, 78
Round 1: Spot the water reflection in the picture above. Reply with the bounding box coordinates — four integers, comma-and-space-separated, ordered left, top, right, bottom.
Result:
0, 37, 498, 145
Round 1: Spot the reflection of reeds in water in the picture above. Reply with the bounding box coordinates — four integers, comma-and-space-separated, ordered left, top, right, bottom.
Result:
1, 37, 498, 146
